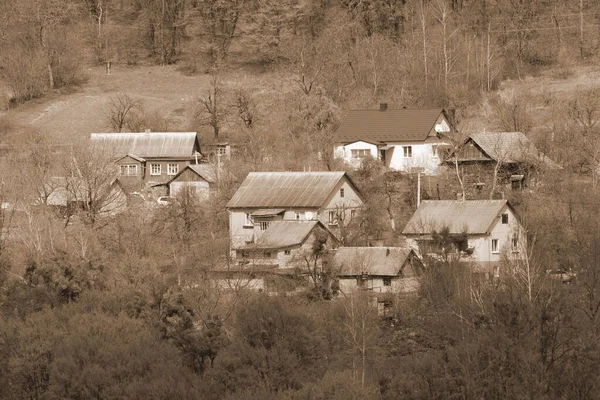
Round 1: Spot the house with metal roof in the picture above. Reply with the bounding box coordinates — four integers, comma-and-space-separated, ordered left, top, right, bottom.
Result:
333, 245, 423, 295
235, 220, 338, 266
449, 131, 561, 192
402, 199, 526, 273
333, 105, 454, 174
166, 164, 217, 201
90, 131, 202, 185
226, 171, 363, 261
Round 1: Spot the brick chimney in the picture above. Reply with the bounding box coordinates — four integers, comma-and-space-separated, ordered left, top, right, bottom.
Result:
379, 103, 388, 111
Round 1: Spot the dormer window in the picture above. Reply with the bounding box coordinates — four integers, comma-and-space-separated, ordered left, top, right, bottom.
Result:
340, 188, 345, 198
502, 213, 508, 224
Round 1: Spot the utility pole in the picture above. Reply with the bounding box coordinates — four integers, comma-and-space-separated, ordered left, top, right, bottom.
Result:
412, 167, 425, 207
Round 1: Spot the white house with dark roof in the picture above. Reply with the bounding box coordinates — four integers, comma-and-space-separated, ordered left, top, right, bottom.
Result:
334, 106, 453, 174
226, 171, 363, 259
90, 131, 202, 185
333, 245, 423, 294
402, 199, 526, 273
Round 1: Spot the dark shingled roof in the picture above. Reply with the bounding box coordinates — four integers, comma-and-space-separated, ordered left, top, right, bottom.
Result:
335, 108, 446, 143
402, 200, 510, 235
227, 171, 353, 208
91, 132, 199, 158
240, 220, 326, 250
334, 245, 416, 276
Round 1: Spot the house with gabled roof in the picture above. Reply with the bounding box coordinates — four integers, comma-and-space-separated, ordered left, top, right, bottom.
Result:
226, 171, 363, 260
236, 220, 338, 266
450, 131, 561, 191
166, 164, 217, 201
334, 105, 454, 174
90, 131, 202, 185
333, 244, 423, 295
402, 199, 526, 273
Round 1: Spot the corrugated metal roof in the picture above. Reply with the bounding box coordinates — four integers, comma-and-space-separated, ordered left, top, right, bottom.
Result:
469, 132, 560, 169
187, 164, 217, 183
241, 220, 321, 249
402, 200, 509, 235
227, 171, 348, 208
335, 108, 445, 143
251, 209, 286, 217
90, 132, 198, 158
334, 245, 415, 276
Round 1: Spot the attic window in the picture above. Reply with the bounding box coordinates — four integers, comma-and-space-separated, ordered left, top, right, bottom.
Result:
340, 188, 345, 198
120, 164, 137, 176
501, 214, 508, 224
284, 250, 291, 255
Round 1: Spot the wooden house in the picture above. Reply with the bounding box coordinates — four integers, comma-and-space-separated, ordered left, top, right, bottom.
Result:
402, 199, 526, 275
450, 131, 560, 191
226, 171, 363, 261
166, 164, 217, 201
90, 131, 202, 186
333, 245, 423, 294
334, 106, 454, 174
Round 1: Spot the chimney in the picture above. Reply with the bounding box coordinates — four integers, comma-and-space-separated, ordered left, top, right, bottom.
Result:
379, 103, 388, 112
145, 129, 151, 133
456, 192, 465, 201
386, 248, 390, 256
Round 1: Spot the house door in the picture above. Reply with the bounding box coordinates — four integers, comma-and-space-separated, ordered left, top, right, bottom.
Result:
379, 149, 386, 165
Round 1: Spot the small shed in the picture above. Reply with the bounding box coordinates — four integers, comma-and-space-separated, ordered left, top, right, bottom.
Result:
167, 164, 217, 200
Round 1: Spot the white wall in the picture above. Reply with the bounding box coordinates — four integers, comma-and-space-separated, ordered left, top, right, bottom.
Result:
335, 141, 379, 168
338, 276, 419, 294
386, 142, 441, 174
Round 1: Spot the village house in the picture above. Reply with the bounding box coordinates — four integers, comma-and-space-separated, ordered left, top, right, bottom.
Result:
45, 177, 128, 217
333, 244, 423, 295
334, 106, 454, 174
226, 171, 363, 261
166, 164, 217, 201
402, 199, 526, 276
450, 131, 561, 192
90, 131, 203, 186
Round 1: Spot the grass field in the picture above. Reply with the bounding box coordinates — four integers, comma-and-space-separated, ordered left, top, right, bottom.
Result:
0, 63, 296, 143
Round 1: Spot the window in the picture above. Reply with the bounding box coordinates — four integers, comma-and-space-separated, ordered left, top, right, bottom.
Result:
512, 233, 519, 250
167, 163, 179, 176
351, 149, 370, 158
491, 239, 499, 253
150, 163, 161, 176
295, 212, 305, 220
383, 277, 392, 286
403, 146, 413, 158
217, 146, 227, 156
501, 213, 509, 224
260, 221, 270, 231
264, 251, 271, 258
244, 213, 252, 226
120, 164, 138, 176
340, 188, 345, 198
284, 250, 291, 255
328, 210, 337, 225
351, 209, 356, 220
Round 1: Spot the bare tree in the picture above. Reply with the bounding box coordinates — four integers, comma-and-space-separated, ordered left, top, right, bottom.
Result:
197, 73, 225, 139
233, 89, 256, 129
106, 93, 140, 132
